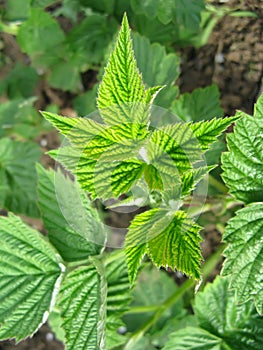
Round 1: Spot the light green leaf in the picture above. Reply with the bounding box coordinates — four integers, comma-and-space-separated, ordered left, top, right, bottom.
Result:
222, 97, 263, 203
93, 158, 145, 200
0, 214, 63, 341
163, 327, 223, 350
165, 277, 263, 349
57, 259, 106, 350
41, 112, 147, 160
147, 123, 204, 175
97, 14, 156, 134
171, 85, 223, 122
191, 115, 239, 150
221, 203, 263, 314
37, 165, 105, 262
17, 8, 65, 68
0, 138, 41, 217
147, 211, 202, 279
125, 208, 165, 284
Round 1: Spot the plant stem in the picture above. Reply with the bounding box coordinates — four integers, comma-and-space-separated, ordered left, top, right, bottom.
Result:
124, 244, 225, 349
209, 175, 228, 194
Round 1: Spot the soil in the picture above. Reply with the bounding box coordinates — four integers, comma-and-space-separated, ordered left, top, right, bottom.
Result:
0, 0, 262, 348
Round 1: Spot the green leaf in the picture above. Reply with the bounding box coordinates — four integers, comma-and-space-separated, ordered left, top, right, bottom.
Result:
48, 146, 98, 196
93, 158, 145, 200
37, 165, 105, 262
0, 214, 63, 341
47, 61, 82, 92
0, 64, 38, 99
191, 115, 239, 151
174, 0, 205, 31
163, 327, 223, 350
124, 266, 186, 336
97, 14, 155, 133
17, 8, 65, 68
147, 123, 204, 175
147, 211, 202, 279
221, 203, 263, 314
171, 85, 223, 122
222, 96, 263, 203
165, 277, 263, 349
57, 259, 106, 350
132, 32, 180, 108
0, 138, 41, 217
125, 208, 165, 284
66, 14, 118, 66
3, 0, 30, 20
104, 252, 132, 349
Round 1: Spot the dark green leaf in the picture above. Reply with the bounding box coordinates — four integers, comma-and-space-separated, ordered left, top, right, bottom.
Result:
0, 214, 63, 341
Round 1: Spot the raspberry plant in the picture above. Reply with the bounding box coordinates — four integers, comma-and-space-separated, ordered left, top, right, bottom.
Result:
0, 14, 262, 350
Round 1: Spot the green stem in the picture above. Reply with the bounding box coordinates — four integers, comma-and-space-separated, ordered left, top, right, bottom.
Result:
124, 244, 225, 349
208, 175, 228, 194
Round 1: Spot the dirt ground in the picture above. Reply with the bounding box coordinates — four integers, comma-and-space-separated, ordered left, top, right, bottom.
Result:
0, 0, 262, 349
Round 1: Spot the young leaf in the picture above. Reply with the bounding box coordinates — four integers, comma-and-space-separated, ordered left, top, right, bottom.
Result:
97, 14, 160, 134
147, 211, 202, 279
125, 208, 165, 284
93, 158, 146, 200
164, 277, 263, 349
190, 115, 239, 151
0, 138, 41, 217
221, 203, 263, 314
222, 96, 263, 203
0, 214, 64, 341
57, 259, 106, 350
37, 165, 105, 262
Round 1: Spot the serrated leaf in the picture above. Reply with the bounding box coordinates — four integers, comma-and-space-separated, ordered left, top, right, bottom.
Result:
165, 277, 263, 349
191, 115, 239, 150
221, 203, 263, 314
147, 211, 202, 279
125, 208, 165, 284
57, 259, 106, 350
48, 146, 97, 196
0, 214, 63, 341
147, 123, 203, 175
93, 158, 145, 200
163, 327, 223, 350
171, 85, 223, 122
104, 252, 132, 349
37, 165, 105, 262
0, 138, 41, 217
222, 97, 263, 203
97, 14, 158, 135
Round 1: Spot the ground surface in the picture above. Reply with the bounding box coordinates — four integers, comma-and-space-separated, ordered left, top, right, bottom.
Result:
0, 0, 262, 348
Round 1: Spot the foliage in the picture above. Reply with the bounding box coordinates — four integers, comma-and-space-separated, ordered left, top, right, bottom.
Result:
0, 4, 261, 350
221, 94, 263, 314
41, 15, 236, 284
